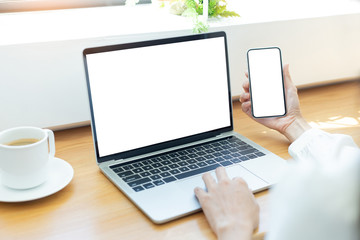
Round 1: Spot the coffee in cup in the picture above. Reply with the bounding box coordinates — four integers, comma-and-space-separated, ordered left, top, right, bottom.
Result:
5, 138, 40, 146
0, 126, 55, 189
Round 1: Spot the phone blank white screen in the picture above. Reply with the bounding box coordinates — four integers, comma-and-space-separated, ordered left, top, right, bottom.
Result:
86, 37, 231, 157
248, 48, 286, 118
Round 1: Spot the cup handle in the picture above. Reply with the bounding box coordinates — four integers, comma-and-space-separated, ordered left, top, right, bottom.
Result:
45, 129, 56, 159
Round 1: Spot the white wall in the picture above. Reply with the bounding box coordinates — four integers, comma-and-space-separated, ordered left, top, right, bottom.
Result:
1, 4, 360, 131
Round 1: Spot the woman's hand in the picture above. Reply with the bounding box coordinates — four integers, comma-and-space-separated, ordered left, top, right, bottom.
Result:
240, 64, 311, 142
194, 167, 259, 240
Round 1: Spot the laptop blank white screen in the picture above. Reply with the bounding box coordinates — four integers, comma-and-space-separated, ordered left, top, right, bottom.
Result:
86, 36, 231, 157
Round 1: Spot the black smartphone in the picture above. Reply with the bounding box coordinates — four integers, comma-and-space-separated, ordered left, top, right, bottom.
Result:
247, 47, 286, 118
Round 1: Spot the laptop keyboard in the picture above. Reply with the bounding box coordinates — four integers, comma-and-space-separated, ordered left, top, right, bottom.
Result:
110, 136, 265, 192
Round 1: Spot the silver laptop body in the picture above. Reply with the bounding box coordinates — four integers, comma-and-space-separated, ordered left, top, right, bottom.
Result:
83, 31, 286, 224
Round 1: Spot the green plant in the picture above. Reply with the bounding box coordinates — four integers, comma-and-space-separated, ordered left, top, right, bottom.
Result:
185, 0, 239, 18
181, 0, 240, 33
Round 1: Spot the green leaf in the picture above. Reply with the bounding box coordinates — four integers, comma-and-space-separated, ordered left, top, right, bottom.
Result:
219, 10, 240, 17
182, 7, 198, 17
193, 20, 209, 33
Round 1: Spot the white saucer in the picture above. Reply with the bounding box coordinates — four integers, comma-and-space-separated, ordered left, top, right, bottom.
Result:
0, 157, 74, 202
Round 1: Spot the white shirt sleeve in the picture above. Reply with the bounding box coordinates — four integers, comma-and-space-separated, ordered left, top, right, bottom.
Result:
266, 128, 360, 240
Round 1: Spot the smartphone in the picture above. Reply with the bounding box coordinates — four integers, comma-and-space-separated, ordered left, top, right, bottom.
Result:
247, 47, 286, 118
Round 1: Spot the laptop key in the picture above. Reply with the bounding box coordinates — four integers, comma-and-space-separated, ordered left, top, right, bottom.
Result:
133, 186, 145, 192
163, 176, 177, 183
142, 160, 152, 165
175, 163, 221, 180
214, 157, 225, 162
123, 174, 141, 182
188, 164, 199, 170
140, 172, 151, 177
127, 177, 151, 187
151, 163, 162, 168
113, 167, 123, 173
179, 156, 190, 161
220, 161, 233, 167
150, 169, 161, 175
231, 158, 241, 163
194, 146, 205, 151
169, 169, 181, 175
240, 156, 250, 161
133, 168, 144, 174
238, 145, 249, 151
159, 166, 170, 171
178, 151, 187, 156
205, 159, 216, 165
213, 147, 222, 151
171, 157, 181, 162
255, 151, 265, 157
213, 152, 222, 157
161, 160, 172, 165
247, 154, 258, 159
117, 170, 134, 178
160, 155, 170, 160
179, 166, 190, 172
123, 165, 134, 170
169, 164, 179, 169
196, 162, 207, 167
197, 151, 207, 156
205, 149, 215, 154
188, 153, 198, 158
143, 183, 155, 189
132, 163, 143, 168
151, 157, 161, 162
186, 149, 197, 153
178, 161, 189, 167
229, 148, 239, 153
153, 180, 165, 186
160, 172, 171, 178
143, 165, 153, 171
195, 156, 206, 162
169, 153, 180, 158
240, 149, 257, 155
187, 159, 197, 164
150, 175, 161, 180
221, 150, 231, 155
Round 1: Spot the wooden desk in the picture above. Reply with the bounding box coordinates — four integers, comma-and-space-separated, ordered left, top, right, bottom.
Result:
1, 81, 359, 240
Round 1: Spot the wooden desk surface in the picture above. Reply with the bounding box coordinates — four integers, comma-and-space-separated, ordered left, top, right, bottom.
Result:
1, 81, 359, 240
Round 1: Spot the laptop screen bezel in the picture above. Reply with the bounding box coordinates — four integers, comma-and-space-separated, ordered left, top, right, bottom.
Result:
83, 31, 234, 164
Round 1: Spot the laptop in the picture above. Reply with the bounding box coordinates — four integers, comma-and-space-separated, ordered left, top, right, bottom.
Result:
83, 31, 286, 224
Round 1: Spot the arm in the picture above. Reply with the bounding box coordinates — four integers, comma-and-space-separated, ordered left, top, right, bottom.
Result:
267, 128, 360, 240
240, 64, 311, 142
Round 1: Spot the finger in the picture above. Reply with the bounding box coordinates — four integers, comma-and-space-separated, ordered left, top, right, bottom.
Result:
241, 101, 252, 116
232, 177, 248, 187
242, 80, 250, 93
202, 172, 216, 190
245, 71, 249, 78
239, 92, 250, 103
215, 167, 230, 182
194, 186, 207, 200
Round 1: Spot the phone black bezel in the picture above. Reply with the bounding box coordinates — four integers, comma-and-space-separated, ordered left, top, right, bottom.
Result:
246, 47, 287, 119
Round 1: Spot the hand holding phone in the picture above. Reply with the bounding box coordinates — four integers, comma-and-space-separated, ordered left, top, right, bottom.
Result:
247, 47, 286, 118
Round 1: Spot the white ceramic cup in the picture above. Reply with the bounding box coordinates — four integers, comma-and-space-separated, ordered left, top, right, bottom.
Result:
0, 126, 55, 189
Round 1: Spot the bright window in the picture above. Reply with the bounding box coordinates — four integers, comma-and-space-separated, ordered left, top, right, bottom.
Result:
0, 0, 151, 13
